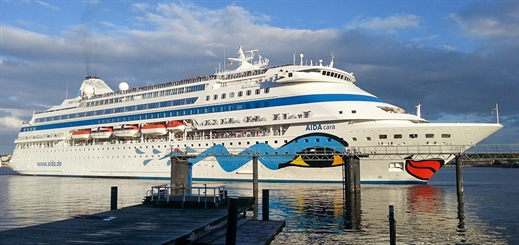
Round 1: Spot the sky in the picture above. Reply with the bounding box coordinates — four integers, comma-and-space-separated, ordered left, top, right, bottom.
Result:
0, 0, 518, 153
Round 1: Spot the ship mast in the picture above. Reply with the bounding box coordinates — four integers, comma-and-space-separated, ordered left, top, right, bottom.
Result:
492, 103, 499, 124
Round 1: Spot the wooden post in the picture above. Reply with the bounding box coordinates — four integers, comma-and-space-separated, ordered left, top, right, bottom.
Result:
353, 156, 361, 192
226, 197, 239, 245
171, 157, 189, 194
252, 155, 259, 220
455, 154, 464, 197
110, 186, 118, 210
345, 155, 357, 193
170, 156, 176, 191
262, 189, 269, 221
389, 205, 396, 245
455, 154, 466, 231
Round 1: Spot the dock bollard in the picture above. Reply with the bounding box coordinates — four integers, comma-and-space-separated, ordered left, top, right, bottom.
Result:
110, 186, 118, 210
388, 205, 396, 245
262, 189, 270, 221
226, 197, 239, 245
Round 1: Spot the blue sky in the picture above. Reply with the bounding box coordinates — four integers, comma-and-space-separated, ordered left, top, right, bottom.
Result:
1, 0, 518, 153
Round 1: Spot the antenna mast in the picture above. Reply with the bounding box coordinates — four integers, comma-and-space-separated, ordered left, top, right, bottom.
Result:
492, 104, 499, 124
65, 81, 69, 99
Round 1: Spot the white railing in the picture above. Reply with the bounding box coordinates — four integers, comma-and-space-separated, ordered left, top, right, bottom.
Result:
149, 184, 227, 208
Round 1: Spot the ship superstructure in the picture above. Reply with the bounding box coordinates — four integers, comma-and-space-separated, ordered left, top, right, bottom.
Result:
10, 46, 502, 183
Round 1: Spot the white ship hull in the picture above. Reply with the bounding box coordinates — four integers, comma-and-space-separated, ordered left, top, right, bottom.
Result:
9, 46, 502, 183
10, 122, 501, 183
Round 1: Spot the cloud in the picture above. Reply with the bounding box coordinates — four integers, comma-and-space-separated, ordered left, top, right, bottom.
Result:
98, 21, 116, 28
0, 116, 23, 131
451, 1, 519, 39
0, 1, 517, 152
0, 108, 28, 137
348, 14, 420, 32
132, 3, 151, 12
35, 0, 59, 11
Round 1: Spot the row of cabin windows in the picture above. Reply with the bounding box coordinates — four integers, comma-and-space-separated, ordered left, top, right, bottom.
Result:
34, 97, 198, 124
85, 84, 206, 108
353, 133, 451, 141
23, 98, 274, 132
207, 88, 270, 101
321, 71, 351, 82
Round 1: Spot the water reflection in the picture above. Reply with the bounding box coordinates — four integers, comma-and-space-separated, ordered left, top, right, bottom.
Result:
0, 174, 511, 244
343, 192, 361, 230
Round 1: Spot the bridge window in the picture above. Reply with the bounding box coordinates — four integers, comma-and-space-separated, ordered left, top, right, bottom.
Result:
238, 91, 243, 97
409, 134, 418, 139
206, 95, 210, 101
394, 134, 402, 139
379, 134, 387, 139
221, 93, 226, 99
264, 88, 270, 93
425, 134, 434, 138
441, 134, 451, 138
213, 94, 218, 100
246, 90, 252, 96
255, 89, 260, 95
229, 92, 235, 98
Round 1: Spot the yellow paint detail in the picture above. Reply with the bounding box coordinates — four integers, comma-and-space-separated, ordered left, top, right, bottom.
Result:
290, 156, 310, 166
331, 155, 344, 166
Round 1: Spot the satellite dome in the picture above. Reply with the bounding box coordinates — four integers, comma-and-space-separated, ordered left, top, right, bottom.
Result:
84, 86, 94, 97
119, 82, 129, 91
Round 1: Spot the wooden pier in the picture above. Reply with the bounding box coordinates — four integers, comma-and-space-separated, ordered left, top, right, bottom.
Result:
0, 199, 285, 245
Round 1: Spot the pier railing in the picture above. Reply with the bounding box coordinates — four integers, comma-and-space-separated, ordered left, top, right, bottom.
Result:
149, 184, 227, 207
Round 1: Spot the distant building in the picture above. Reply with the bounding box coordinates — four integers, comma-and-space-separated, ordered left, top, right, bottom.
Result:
1, 154, 11, 166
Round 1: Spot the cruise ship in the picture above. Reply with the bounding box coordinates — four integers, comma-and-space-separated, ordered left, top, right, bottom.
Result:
10, 46, 502, 183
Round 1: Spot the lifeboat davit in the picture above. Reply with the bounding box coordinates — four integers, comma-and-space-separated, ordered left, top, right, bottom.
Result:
71, 129, 91, 140
114, 124, 140, 138
167, 121, 185, 132
91, 127, 114, 139
141, 122, 168, 135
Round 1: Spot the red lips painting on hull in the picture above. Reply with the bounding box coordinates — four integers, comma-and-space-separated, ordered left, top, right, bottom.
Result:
405, 158, 445, 181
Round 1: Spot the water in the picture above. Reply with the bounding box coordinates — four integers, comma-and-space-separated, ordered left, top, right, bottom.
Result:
0, 167, 518, 244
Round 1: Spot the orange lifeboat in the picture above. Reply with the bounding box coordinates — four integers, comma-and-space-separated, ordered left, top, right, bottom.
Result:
71, 129, 91, 140
91, 127, 113, 139
167, 121, 185, 132
114, 124, 140, 138
141, 122, 168, 135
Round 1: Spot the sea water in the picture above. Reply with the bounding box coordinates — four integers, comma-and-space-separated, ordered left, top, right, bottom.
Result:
0, 167, 517, 244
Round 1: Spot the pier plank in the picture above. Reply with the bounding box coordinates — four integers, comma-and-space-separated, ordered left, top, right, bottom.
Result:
0, 204, 255, 245
195, 219, 286, 245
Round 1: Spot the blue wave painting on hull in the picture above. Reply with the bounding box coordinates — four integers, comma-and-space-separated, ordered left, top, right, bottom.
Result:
138, 133, 349, 171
